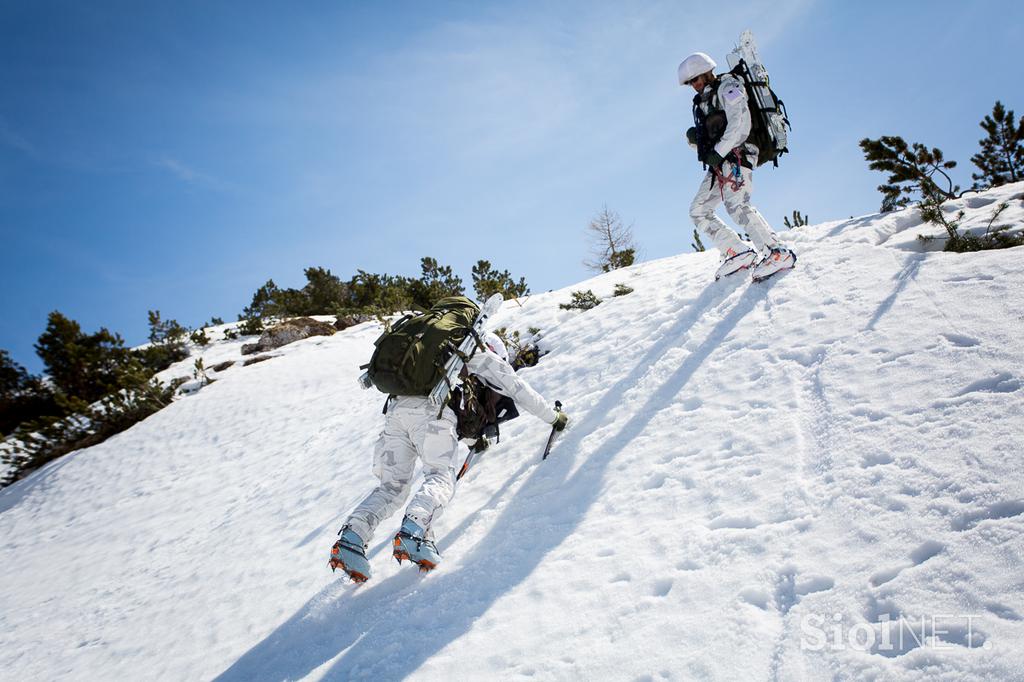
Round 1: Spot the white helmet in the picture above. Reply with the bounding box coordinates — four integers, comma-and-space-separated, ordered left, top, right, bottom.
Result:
678, 52, 717, 85
481, 331, 508, 362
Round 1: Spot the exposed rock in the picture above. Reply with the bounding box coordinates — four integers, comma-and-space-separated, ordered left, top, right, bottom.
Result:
243, 355, 275, 367
211, 361, 235, 373
334, 314, 373, 331
240, 317, 336, 355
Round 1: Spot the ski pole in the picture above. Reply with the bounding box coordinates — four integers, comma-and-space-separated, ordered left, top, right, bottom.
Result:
542, 401, 563, 461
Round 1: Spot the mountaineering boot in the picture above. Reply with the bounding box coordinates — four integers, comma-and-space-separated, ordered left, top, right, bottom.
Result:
393, 517, 441, 572
329, 526, 372, 583
750, 246, 797, 282
714, 248, 758, 280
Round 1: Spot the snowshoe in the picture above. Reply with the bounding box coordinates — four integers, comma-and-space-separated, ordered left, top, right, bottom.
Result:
714, 248, 757, 280
750, 246, 797, 282
329, 526, 372, 583
393, 517, 441, 572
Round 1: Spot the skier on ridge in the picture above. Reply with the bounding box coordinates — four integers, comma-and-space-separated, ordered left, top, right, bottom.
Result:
330, 330, 568, 582
680, 50, 797, 281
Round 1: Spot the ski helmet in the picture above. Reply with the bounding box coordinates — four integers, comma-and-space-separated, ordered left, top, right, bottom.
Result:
678, 52, 717, 85
481, 331, 509, 362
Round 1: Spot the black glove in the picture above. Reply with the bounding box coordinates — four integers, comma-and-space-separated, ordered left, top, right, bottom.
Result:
551, 412, 569, 432
685, 127, 697, 146
703, 150, 725, 169
470, 437, 489, 454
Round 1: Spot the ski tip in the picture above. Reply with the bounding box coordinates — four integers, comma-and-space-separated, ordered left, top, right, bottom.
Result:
480, 293, 504, 317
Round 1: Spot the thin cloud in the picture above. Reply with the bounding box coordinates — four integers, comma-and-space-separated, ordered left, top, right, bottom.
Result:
155, 156, 234, 192
0, 116, 37, 156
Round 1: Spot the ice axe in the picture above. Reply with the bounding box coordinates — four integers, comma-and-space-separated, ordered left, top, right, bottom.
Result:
542, 401, 563, 461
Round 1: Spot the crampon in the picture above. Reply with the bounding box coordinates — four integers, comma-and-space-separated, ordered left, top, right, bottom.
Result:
393, 517, 441, 573
329, 527, 372, 583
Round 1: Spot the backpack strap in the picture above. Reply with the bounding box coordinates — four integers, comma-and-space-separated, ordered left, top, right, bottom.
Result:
692, 79, 728, 171
434, 327, 486, 420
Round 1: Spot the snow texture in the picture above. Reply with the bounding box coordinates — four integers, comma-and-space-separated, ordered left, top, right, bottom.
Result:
2, 183, 1024, 680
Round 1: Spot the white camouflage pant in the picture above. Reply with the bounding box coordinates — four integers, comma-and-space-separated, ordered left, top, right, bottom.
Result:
689, 161, 780, 255
346, 397, 463, 542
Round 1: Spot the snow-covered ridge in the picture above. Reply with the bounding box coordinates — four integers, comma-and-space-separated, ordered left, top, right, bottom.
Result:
1, 183, 1022, 680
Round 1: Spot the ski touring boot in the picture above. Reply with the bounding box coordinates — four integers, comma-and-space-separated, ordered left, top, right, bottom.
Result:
329, 526, 372, 583
393, 517, 441, 573
750, 246, 797, 282
715, 247, 758, 280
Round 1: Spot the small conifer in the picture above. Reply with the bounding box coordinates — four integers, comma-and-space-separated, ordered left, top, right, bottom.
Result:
971, 101, 1024, 189
471, 260, 529, 302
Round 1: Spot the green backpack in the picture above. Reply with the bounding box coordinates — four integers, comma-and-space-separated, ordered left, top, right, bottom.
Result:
365, 296, 481, 396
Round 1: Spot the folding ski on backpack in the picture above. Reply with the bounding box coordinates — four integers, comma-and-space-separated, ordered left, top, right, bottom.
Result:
725, 29, 791, 167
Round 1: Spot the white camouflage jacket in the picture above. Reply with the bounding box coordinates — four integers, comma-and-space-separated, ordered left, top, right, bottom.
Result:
698, 73, 758, 161
465, 349, 557, 424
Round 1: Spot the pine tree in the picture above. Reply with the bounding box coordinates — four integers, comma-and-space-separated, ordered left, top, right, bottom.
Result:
241, 279, 282, 320
1, 350, 58, 436
860, 135, 967, 248
409, 257, 464, 308
139, 311, 189, 373
471, 260, 529, 301
302, 267, 349, 314
5, 313, 184, 485
971, 101, 1024, 189
584, 206, 638, 272
3, 361, 179, 487
34, 312, 132, 404
146, 310, 188, 345
559, 289, 602, 311
347, 270, 413, 314
783, 210, 809, 228
859, 136, 959, 213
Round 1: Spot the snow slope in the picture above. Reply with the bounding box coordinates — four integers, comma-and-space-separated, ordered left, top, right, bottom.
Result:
2, 184, 1023, 681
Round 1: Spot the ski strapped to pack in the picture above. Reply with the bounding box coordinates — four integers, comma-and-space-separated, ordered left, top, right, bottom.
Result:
726, 58, 790, 167
724, 29, 791, 167
426, 293, 504, 413
691, 30, 791, 171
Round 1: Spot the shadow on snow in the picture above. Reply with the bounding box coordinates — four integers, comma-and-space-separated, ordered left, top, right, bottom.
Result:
214, 277, 776, 681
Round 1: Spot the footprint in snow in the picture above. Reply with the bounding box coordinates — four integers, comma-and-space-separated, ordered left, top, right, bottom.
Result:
869, 539, 945, 586
940, 332, 980, 348
860, 452, 894, 468
643, 473, 667, 490
740, 567, 834, 613
963, 194, 999, 209
952, 499, 1024, 531
953, 372, 1022, 397
985, 601, 1022, 621
650, 578, 674, 597
707, 515, 761, 530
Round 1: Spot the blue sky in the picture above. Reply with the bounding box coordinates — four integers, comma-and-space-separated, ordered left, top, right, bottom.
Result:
2, 0, 1021, 373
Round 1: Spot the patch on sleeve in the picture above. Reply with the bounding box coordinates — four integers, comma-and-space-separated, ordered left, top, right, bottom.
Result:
722, 84, 744, 103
